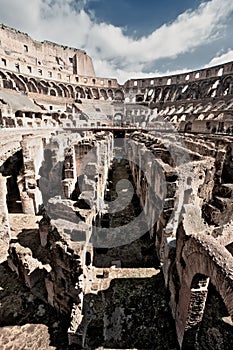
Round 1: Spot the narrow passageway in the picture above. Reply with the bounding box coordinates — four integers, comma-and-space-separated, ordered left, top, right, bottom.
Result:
93, 155, 159, 268
79, 145, 179, 349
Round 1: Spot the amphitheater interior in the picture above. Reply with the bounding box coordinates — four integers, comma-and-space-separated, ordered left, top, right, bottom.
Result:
0, 23, 233, 350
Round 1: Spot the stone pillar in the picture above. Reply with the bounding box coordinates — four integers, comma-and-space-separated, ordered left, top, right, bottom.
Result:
0, 174, 11, 262
21, 191, 35, 214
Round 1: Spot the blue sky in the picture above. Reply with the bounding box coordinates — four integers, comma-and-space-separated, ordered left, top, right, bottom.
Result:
0, 0, 233, 82
84, 0, 202, 37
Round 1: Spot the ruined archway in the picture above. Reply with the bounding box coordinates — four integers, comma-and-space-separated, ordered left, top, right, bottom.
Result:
175, 229, 233, 348
0, 150, 24, 213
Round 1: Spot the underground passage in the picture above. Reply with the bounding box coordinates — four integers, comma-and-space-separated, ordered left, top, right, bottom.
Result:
1, 22, 233, 350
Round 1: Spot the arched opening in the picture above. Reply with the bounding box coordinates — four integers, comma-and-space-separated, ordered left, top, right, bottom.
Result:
49, 89, 56, 96
107, 89, 114, 100
197, 282, 233, 349
100, 89, 108, 100
161, 87, 171, 102
136, 94, 144, 102
92, 88, 99, 99
222, 76, 233, 96
17, 119, 23, 127
113, 113, 123, 126
67, 84, 75, 98
76, 87, 85, 99
0, 150, 24, 213
3, 117, 15, 128
153, 88, 162, 102
27, 81, 38, 93
59, 84, 70, 98
11, 73, 27, 92
3, 78, 14, 89
85, 88, 92, 99
114, 89, 124, 101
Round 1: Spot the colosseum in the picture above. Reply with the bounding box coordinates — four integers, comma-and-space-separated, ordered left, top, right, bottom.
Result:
0, 23, 233, 350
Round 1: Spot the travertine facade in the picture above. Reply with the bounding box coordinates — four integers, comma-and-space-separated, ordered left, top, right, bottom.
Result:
0, 24, 233, 350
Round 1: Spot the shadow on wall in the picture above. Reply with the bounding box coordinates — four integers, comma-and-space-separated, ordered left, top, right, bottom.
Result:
72, 274, 179, 350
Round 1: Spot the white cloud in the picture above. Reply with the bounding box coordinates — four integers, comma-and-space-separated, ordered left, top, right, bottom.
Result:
94, 58, 190, 84
0, 0, 232, 82
206, 49, 233, 67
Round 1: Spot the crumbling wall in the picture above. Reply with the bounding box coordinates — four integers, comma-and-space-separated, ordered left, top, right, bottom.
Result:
126, 131, 233, 349
5, 130, 114, 342
173, 205, 233, 348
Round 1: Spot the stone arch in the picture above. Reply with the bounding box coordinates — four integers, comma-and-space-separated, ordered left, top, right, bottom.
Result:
18, 74, 27, 81
167, 85, 177, 102
161, 87, 171, 102
3, 72, 16, 89
40, 80, 50, 87
107, 89, 114, 100
174, 86, 184, 101
0, 71, 13, 89
27, 80, 38, 93
176, 231, 233, 348
100, 89, 108, 100
50, 82, 63, 97
60, 113, 68, 119
59, 83, 70, 98
91, 88, 99, 99
49, 88, 57, 96
153, 87, 163, 102
202, 102, 213, 113
75, 86, 85, 99
3, 117, 14, 128
18, 75, 29, 91
85, 87, 92, 99
13, 73, 27, 92
206, 78, 220, 98
29, 78, 39, 92
37, 80, 48, 94
17, 118, 23, 127
187, 83, 201, 100
221, 75, 233, 96
67, 84, 75, 98
199, 81, 212, 98
114, 89, 125, 101
145, 88, 154, 102
113, 112, 123, 126
0, 71, 7, 79
15, 110, 24, 118
136, 94, 144, 102
213, 100, 225, 111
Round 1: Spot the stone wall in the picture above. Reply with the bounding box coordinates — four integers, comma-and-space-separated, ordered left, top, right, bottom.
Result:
4, 130, 114, 339
0, 23, 95, 79
126, 131, 233, 348
1, 23, 233, 350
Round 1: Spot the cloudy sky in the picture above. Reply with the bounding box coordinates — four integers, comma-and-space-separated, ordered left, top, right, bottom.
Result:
0, 0, 233, 83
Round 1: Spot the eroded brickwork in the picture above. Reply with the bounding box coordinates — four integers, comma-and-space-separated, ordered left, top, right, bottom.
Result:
0, 24, 233, 350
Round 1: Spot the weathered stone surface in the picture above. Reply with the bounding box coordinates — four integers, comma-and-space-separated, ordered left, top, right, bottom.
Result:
1, 23, 233, 350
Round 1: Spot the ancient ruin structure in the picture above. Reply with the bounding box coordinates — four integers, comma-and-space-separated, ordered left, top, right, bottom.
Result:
0, 24, 233, 349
